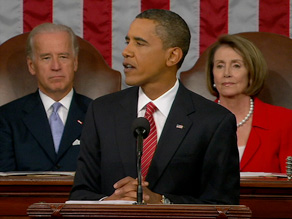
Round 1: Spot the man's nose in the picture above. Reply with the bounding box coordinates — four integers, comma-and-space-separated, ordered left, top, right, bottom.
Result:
122, 44, 134, 58
51, 57, 61, 70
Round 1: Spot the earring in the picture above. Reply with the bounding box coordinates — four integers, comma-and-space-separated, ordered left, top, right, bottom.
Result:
213, 84, 216, 88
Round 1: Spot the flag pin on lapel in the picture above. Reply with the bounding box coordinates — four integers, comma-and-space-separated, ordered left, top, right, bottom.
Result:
77, 120, 83, 125
176, 124, 184, 129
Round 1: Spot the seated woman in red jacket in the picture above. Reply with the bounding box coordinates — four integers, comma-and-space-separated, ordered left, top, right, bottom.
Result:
205, 34, 292, 173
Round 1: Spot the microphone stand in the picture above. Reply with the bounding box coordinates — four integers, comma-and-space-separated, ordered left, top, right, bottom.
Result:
136, 133, 144, 204
132, 117, 149, 205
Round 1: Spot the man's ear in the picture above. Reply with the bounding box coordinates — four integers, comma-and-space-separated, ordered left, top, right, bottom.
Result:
166, 47, 183, 67
27, 57, 36, 76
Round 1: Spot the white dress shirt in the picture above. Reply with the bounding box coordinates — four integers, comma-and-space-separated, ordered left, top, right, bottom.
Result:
137, 79, 179, 141
39, 89, 73, 125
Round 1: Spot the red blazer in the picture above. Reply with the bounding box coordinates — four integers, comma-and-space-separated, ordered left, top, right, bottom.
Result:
241, 98, 292, 173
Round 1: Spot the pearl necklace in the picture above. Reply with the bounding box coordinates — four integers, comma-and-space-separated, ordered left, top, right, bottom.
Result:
218, 98, 254, 128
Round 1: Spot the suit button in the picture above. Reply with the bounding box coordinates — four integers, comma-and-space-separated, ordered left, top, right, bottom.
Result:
55, 164, 61, 170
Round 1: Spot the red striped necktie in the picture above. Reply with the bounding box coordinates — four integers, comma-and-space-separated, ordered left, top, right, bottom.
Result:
141, 102, 157, 178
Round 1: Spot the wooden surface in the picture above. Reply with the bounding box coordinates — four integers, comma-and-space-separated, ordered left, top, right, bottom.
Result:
0, 175, 72, 218
27, 203, 252, 218
240, 177, 292, 218
0, 174, 292, 218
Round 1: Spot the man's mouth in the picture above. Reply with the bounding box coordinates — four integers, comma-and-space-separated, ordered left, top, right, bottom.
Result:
124, 64, 134, 69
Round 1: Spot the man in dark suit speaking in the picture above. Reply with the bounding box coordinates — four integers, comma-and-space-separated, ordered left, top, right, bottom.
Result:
70, 9, 239, 204
0, 23, 92, 171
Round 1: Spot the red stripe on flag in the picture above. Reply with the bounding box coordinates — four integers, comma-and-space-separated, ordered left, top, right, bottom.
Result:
259, 0, 290, 36
141, 0, 170, 11
83, 0, 112, 66
23, 0, 52, 32
199, 0, 228, 54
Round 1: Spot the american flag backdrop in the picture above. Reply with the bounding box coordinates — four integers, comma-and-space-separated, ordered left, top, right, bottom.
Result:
0, 0, 292, 89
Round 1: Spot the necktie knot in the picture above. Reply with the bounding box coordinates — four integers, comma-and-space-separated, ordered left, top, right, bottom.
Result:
52, 102, 62, 113
145, 102, 157, 118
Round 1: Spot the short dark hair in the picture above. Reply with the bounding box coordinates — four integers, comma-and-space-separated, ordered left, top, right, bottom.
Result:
136, 9, 191, 69
26, 23, 79, 60
206, 34, 268, 97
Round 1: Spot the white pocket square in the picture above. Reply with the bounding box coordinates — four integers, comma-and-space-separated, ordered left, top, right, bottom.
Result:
72, 139, 81, 146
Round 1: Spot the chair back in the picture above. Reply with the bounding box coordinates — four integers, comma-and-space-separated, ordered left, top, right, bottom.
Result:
180, 32, 292, 109
0, 32, 121, 106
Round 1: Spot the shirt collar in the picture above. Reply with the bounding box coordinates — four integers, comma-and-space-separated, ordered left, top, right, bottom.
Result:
39, 89, 74, 112
138, 79, 179, 117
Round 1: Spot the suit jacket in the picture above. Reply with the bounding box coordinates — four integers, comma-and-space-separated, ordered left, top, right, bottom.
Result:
0, 90, 92, 171
241, 98, 292, 173
70, 82, 240, 204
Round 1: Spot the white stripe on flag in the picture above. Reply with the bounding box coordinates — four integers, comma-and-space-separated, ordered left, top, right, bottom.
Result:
229, 0, 259, 34
112, 0, 141, 89
53, 0, 84, 38
171, 0, 200, 75
0, 0, 23, 44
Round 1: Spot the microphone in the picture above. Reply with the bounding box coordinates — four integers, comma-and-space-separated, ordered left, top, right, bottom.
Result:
132, 117, 150, 205
132, 117, 150, 139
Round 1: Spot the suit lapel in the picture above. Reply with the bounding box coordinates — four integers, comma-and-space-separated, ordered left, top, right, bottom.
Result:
240, 129, 261, 170
240, 98, 268, 170
22, 92, 56, 162
116, 88, 139, 177
146, 84, 196, 187
57, 93, 87, 159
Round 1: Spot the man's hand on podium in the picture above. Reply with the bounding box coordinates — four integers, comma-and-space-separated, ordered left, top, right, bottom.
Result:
104, 176, 162, 204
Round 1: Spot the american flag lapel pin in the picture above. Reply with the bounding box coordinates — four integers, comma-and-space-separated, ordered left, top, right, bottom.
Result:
176, 124, 184, 129
77, 120, 83, 125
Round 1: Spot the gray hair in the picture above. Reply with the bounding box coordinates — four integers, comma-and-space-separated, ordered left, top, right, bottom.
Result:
26, 23, 79, 59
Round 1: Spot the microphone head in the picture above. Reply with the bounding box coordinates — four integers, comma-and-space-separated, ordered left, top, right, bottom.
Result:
132, 117, 150, 139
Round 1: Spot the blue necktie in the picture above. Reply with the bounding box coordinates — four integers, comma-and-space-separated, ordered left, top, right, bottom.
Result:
49, 102, 64, 153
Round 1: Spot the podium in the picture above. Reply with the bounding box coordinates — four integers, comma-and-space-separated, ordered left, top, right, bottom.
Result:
1, 174, 292, 218
240, 176, 292, 218
27, 203, 252, 218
